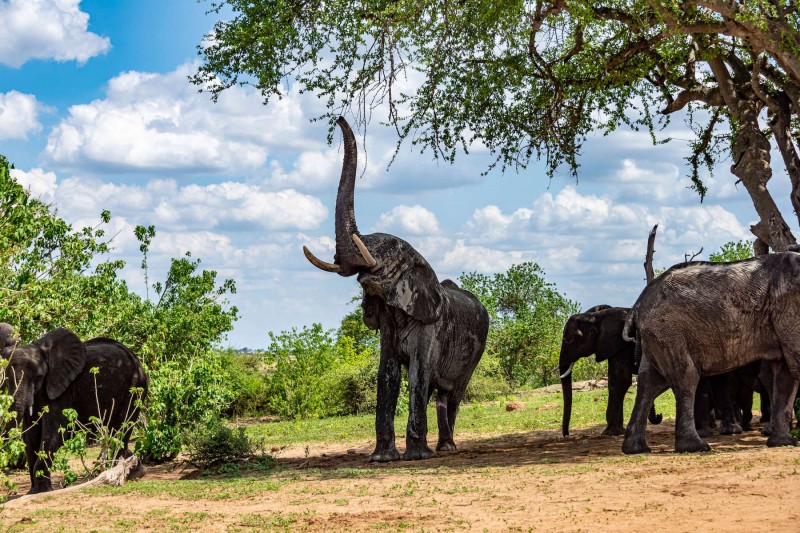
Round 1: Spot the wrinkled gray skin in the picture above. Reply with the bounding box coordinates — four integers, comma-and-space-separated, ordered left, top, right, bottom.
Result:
560, 306, 663, 437
4, 329, 148, 493
622, 253, 800, 454
304, 118, 489, 462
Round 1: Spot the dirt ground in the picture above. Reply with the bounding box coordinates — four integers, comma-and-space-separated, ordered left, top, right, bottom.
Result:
2, 420, 799, 531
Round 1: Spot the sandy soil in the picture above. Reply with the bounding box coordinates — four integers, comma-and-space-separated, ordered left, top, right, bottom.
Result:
2, 420, 799, 531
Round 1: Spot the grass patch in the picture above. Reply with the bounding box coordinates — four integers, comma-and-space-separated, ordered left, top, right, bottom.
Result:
246, 388, 679, 446
87, 477, 286, 500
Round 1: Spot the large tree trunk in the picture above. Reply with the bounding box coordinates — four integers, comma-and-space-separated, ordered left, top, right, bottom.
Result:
708, 56, 796, 251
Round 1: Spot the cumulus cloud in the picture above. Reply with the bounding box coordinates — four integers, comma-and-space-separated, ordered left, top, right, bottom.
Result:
9, 167, 57, 199
375, 205, 440, 235
44, 63, 331, 176
0, 91, 43, 140
0, 0, 110, 67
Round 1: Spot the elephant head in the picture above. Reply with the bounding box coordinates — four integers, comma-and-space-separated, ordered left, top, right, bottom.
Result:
4, 328, 86, 422
303, 117, 444, 325
0, 323, 20, 355
559, 306, 628, 437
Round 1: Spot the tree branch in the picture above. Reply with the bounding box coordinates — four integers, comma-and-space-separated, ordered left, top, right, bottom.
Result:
645, 224, 658, 284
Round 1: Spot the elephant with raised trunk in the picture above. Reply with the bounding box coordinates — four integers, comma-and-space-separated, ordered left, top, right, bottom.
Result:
4, 328, 148, 493
304, 117, 489, 462
621, 253, 800, 454
560, 305, 662, 437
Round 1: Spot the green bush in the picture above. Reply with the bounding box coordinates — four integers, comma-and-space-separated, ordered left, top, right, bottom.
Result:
185, 418, 270, 468
320, 353, 378, 416
464, 353, 513, 402
460, 263, 579, 389
136, 351, 234, 463
219, 349, 270, 417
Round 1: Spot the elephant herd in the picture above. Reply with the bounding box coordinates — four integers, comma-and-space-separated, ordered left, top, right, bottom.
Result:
6, 116, 800, 494
303, 117, 800, 463
0, 324, 147, 493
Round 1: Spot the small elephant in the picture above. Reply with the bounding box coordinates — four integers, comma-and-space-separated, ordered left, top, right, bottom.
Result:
622, 254, 800, 454
559, 305, 662, 437
4, 328, 148, 493
304, 117, 489, 461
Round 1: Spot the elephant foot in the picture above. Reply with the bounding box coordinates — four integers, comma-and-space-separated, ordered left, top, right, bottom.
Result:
403, 443, 435, 461
621, 438, 651, 455
675, 436, 711, 453
741, 422, 753, 432
28, 482, 53, 494
766, 433, 798, 448
718, 422, 743, 435
436, 440, 457, 452
368, 446, 400, 463
601, 425, 625, 436
696, 426, 714, 438
761, 422, 773, 436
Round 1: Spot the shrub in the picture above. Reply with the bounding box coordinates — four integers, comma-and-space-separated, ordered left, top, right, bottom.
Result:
136, 351, 234, 463
185, 418, 270, 468
464, 353, 513, 403
219, 349, 270, 417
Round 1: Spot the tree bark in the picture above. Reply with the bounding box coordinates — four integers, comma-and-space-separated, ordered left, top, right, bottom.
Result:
644, 224, 658, 284
708, 56, 796, 251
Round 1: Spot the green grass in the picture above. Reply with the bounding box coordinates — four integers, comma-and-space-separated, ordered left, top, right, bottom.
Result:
245, 388, 679, 446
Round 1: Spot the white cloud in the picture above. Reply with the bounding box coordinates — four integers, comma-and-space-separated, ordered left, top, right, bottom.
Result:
0, 0, 109, 67
10, 167, 57, 199
439, 240, 533, 274
44, 63, 330, 176
376, 205, 440, 235
0, 91, 43, 140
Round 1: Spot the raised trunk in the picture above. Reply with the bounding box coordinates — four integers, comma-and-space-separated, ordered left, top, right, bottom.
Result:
333, 117, 369, 276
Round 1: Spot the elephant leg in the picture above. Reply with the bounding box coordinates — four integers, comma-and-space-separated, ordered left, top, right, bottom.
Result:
694, 378, 714, 438
709, 373, 741, 435
23, 419, 42, 491
622, 357, 668, 454
369, 345, 401, 463
674, 366, 710, 453
28, 417, 65, 494
603, 356, 631, 436
435, 390, 456, 451
403, 351, 434, 461
766, 360, 798, 447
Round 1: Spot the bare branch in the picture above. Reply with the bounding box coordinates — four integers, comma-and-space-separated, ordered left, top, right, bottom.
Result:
645, 224, 658, 284
685, 247, 704, 262
661, 86, 723, 114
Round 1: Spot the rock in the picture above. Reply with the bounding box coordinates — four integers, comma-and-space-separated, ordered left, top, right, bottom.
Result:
270, 445, 281, 453
347, 448, 356, 455
506, 401, 525, 412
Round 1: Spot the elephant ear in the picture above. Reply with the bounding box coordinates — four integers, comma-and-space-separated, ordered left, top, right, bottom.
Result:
595, 319, 629, 363
35, 328, 86, 400
387, 262, 444, 324
362, 293, 381, 330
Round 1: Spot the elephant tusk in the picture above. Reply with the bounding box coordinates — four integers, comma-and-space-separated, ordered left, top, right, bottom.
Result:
559, 362, 575, 380
28, 406, 33, 417
352, 234, 377, 268
303, 246, 340, 273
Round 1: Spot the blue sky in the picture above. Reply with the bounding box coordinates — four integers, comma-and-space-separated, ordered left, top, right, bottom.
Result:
0, 1, 792, 348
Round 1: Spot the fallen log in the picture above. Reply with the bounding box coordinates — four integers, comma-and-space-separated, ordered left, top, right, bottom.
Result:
3, 455, 144, 507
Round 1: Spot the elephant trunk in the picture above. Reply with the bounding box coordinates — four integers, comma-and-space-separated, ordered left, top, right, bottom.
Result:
560, 357, 574, 437
333, 117, 370, 276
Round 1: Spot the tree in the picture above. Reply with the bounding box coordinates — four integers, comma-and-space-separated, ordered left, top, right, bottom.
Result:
196, 1, 800, 251
708, 239, 754, 262
460, 262, 579, 386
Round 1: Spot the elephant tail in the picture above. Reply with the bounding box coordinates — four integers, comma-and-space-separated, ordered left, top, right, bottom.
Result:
648, 404, 663, 425
622, 309, 637, 343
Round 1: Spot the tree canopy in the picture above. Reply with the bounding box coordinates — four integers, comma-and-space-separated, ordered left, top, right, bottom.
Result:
196, 1, 800, 251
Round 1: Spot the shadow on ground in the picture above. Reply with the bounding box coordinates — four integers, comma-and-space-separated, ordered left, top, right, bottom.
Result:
272, 419, 774, 479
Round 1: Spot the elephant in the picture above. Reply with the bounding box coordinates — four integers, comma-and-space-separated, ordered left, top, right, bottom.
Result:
0, 323, 19, 352
303, 117, 489, 462
559, 305, 662, 437
3, 328, 149, 493
621, 253, 800, 454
